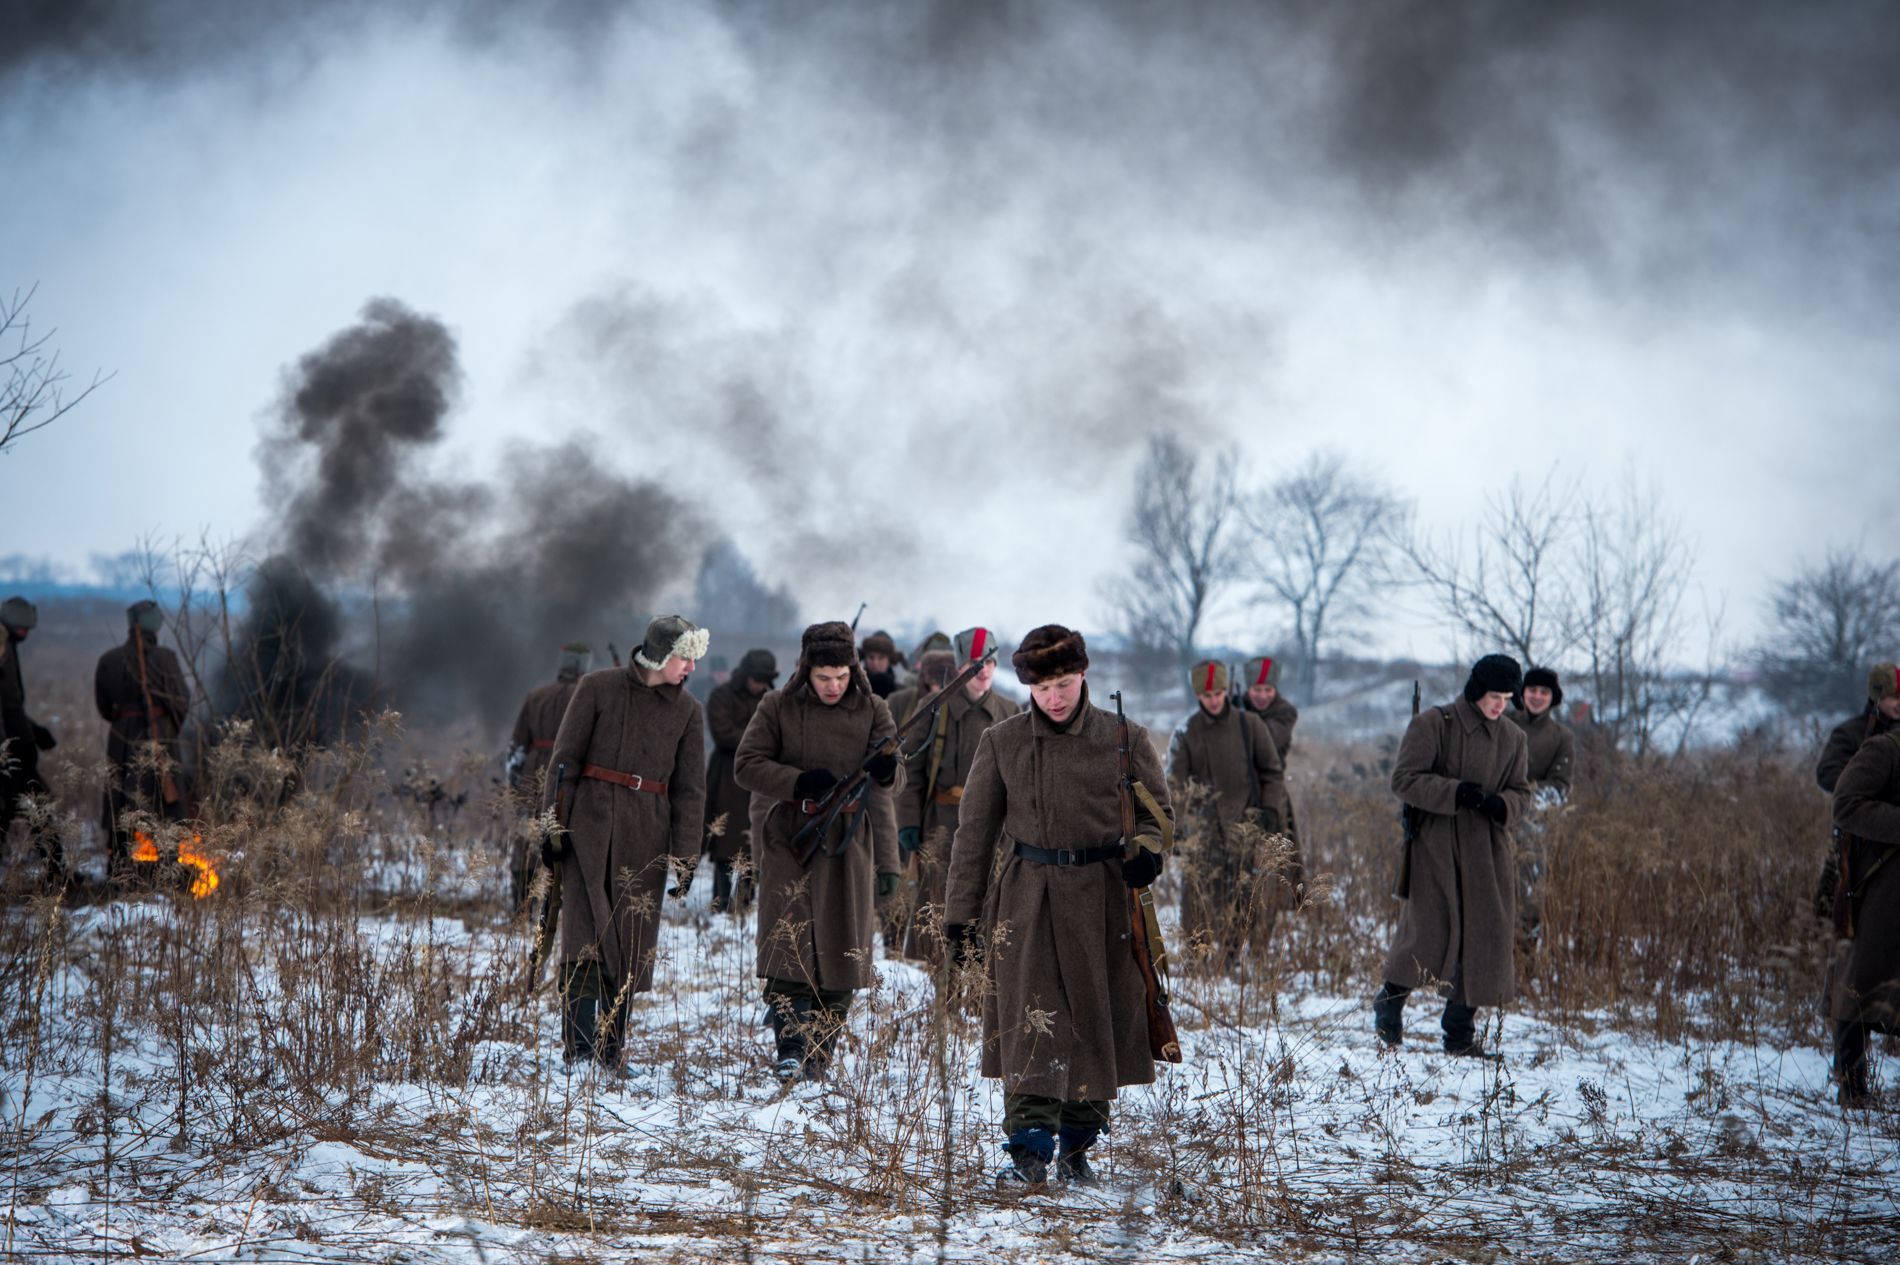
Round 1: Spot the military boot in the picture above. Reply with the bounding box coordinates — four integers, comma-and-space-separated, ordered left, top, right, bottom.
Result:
1372, 982, 1409, 1048
1055, 1125, 1102, 1186
1442, 1002, 1500, 1060
804, 1003, 849, 1081
710, 859, 733, 914
595, 992, 628, 1075
1834, 1021, 1873, 1109
768, 995, 812, 1084
996, 1127, 1054, 1189
562, 995, 599, 1068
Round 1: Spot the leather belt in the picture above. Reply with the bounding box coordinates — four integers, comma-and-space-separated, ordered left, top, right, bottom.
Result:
530, 739, 555, 750
581, 763, 667, 795
801, 798, 863, 816
931, 786, 965, 806
1013, 840, 1121, 867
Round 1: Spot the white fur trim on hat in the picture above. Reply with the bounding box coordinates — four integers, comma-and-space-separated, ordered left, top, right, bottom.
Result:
635, 625, 711, 669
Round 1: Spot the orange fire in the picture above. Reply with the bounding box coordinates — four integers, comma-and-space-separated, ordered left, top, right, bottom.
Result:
131, 830, 220, 898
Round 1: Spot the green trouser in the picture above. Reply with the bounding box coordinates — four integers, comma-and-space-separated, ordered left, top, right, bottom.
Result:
1003, 1093, 1112, 1136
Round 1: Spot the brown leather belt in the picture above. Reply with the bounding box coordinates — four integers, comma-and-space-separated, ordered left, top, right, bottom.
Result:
531, 739, 555, 750
801, 798, 862, 816
932, 786, 965, 806
581, 763, 667, 795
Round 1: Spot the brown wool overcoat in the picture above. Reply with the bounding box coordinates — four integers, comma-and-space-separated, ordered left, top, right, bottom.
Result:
945, 688, 1173, 1101
886, 684, 930, 728
1827, 732, 1900, 1029
543, 667, 706, 992
1167, 704, 1285, 850
1386, 694, 1532, 1008
704, 677, 766, 865
1818, 710, 1896, 794
512, 675, 580, 795
896, 685, 1021, 960
1254, 695, 1299, 762
736, 677, 901, 990
1507, 708, 1575, 797
94, 633, 191, 813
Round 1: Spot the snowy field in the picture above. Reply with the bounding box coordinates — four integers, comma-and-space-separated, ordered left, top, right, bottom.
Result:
4, 845, 1897, 1265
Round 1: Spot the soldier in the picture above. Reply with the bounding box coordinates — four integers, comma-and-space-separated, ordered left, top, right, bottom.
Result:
1239, 655, 1305, 891
95, 600, 191, 878
505, 642, 591, 910
1375, 654, 1532, 1058
886, 631, 952, 726
896, 627, 1021, 964
1815, 663, 1900, 921
943, 625, 1174, 1187
542, 615, 708, 1071
1168, 660, 1287, 967
736, 621, 902, 1083
1826, 671, 1900, 1107
881, 643, 955, 950
703, 647, 777, 915
1507, 666, 1575, 948
859, 629, 901, 698
1, 596, 65, 884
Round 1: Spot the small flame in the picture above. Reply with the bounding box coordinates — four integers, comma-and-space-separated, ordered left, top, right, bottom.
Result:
130, 829, 219, 897
132, 830, 160, 863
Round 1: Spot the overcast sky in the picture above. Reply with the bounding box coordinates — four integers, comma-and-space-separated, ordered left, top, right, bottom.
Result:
5, 1, 1897, 667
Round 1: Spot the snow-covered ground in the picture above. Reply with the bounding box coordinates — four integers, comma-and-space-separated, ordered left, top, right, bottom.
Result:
4, 866, 1897, 1264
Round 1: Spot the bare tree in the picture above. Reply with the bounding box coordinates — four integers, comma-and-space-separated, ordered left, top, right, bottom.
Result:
1102, 432, 1243, 669
1404, 471, 1579, 666
1756, 546, 1900, 715
1242, 450, 1408, 703
2, 284, 111, 453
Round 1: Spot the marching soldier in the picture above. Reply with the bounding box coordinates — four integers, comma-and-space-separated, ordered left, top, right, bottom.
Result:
542, 616, 708, 1071
1169, 660, 1286, 966
1, 596, 65, 884
881, 642, 955, 950
703, 647, 777, 914
1815, 663, 1900, 922
944, 625, 1174, 1187
1507, 665, 1575, 948
1375, 654, 1531, 1058
896, 627, 1020, 964
736, 621, 903, 1083
95, 600, 190, 878
506, 642, 591, 909
1239, 655, 1305, 891
1826, 668, 1900, 1107
859, 630, 901, 698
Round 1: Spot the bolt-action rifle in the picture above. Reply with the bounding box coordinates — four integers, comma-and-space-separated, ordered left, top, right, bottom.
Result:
792, 648, 997, 868
1113, 690, 1182, 1064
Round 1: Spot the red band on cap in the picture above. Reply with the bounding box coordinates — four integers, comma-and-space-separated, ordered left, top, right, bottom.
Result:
970, 628, 988, 662
1204, 663, 1217, 692
1255, 658, 1273, 685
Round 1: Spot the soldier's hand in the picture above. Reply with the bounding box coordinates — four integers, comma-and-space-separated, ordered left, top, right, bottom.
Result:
1479, 793, 1509, 825
1250, 806, 1281, 835
793, 768, 839, 801
876, 871, 900, 900
669, 869, 694, 899
1121, 847, 1163, 889
898, 826, 922, 856
945, 921, 980, 966
539, 834, 565, 868
1455, 781, 1485, 811
32, 724, 55, 752
865, 750, 899, 786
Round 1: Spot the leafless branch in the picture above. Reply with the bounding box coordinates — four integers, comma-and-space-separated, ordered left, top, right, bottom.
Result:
1, 283, 113, 453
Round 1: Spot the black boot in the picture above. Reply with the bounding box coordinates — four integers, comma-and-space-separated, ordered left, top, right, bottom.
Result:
595, 991, 627, 1074
768, 995, 812, 1083
1834, 1021, 1872, 1108
997, 1127, 1053, 1188
562, 994, 599, 1067
1055, 1125, 1101, 1186
710, 859, 733, 914
1442, 1002, 1499, 1059
805, 1003, 848, 1081
1373, 982, 1409, 1048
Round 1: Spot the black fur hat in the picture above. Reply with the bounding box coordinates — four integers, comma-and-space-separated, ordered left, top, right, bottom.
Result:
1519, 665, 1563, 709
1464, 653, 1523, 703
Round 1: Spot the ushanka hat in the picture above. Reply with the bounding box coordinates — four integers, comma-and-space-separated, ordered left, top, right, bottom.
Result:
0, 596, 38, 630
634, 615, 710, 669
1871, 662, 1900, 702
917, 648, 958, 689
801, 621, 858, 669
1242, 655, 1282, 689
127, 599, 163, 634
1190, 660, 1229, 695
736, 647, 778, 685
1519, 665, 1563, 709
1012, 625, 1088, 685
1464, 653, 1523, 703
859, 629, 898, 660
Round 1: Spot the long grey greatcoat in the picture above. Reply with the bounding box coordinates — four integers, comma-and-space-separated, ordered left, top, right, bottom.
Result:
94, 632, 191, 819
543, 667, 706, 993
945, 686, 1174, 1102
736, 674, 901, 991
1508, 708, 1575, 798
1828, 732, 1900, 1029
896, 684, 1022, 960
1386, 695, 1532, 1008
704, 677, 766, 865
1818, 709, 1896, 794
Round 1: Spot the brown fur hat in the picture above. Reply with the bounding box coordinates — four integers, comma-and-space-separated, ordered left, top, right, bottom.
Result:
1871, 662, 1900, 703
1012, 624, 1088, 684
859, 629, 898, 660
787, 621, 868, 697
917, 648, 958, 689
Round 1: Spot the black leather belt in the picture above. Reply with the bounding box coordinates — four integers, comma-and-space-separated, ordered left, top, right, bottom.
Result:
1013, 840, 1121, 867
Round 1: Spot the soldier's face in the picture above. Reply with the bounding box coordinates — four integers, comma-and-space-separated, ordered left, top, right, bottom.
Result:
864, 652, 891, 674
811, 665, 852, 704
1523, 685, 1553, 716
746, 676, 769, 696
963, 659, 995, 699
661, 656, 695, 686
1198, 689, 1226, 716
1476, 690, 1511, 721
1879, 695, 1900, 722
1030, 672, 1084, 722
1247, 682, 1275, 709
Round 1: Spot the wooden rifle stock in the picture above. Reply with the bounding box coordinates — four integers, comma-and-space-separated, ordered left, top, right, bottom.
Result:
1112, 690, 1182, 1065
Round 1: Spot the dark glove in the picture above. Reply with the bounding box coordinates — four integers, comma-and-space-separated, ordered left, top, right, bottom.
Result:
865, 750, 899, 786
945, 921, 980, 966
1455, 781, 1485, 812
793, 768, 838, 801
32, 724, 56, 752
1249, 806, 1282, 835
669, 863, 695, 898
876, 871, 900, 900
898, 826, 922, 857
1480, 793, 1509, 825
539, 833, 564, 868
1121, 847, 1163, 889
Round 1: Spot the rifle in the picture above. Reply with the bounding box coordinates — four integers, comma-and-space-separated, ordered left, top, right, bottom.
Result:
792, 648, 996, 868
1396, 680, 1423, 899
607, 643, 621, 668
531, 761, 571, 978
131, 625, 181, 807
850, 602, 868, 635
1112, 690, 1182, 1064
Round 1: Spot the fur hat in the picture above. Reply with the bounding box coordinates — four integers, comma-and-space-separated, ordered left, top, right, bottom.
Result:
558, 642, 593, 678
1519, 665, 1563, 709
1191, 660, 1229, 695
913, 630, 951, 662
1871, 662, 1900, 703
917, 648, 958, 689
634, 615, 710, 670
859, 630, 898, 660
1012, 624, 1088, 685
802, 621, 859, 670
736, 647, 778, 686
0, 595, 38, 631
1464, 653, 1523, 703
955, 626, 998, 664
127, 599, 163, 634
1242, 655, 1281, 689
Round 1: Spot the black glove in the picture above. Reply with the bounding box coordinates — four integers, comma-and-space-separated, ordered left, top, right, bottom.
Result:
945, 921, 980, 966
793, 768, 838, 801
32, 724, 55, 752
1454, 781, 1485, 812
1121, 848, 1163, 889
539, 834, 564, 868
865, 750, 899, 786
1480, 793, 1509, 824
876, 871, 900, 900
898, 826, 922, 857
